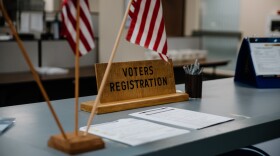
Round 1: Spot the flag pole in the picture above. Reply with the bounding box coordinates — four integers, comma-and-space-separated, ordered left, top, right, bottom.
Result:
84, 0, 133, 134
74, 0, 81, 137
0, 0, 68, 140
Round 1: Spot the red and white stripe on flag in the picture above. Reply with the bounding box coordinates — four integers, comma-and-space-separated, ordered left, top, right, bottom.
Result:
61, 0, 95, 56
126, 0, 168, 62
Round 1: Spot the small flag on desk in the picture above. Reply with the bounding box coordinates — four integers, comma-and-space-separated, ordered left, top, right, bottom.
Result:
61, 0, 95, 56
126, 0, 168, 62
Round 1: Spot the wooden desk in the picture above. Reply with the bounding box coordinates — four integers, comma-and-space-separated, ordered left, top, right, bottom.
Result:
0, 78, 279, 156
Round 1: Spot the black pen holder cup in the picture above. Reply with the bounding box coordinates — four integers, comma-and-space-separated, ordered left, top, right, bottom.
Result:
185, 74, 203, 98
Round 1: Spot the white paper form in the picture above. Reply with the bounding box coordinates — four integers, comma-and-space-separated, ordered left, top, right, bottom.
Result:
130, 107, 234, 129
80, 118, 189, 146
30, 12, 43, 32
250, 43, 280, 76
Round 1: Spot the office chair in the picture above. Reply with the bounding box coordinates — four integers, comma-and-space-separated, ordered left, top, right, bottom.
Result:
219, 145, 270, 156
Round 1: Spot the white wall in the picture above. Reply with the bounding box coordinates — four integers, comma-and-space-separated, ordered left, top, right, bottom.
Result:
99, 0, 146, 63
98, 0, 200, 63
240, 0, 280, 37
185, 0, 200, 36
97, 0, 280, 62
43, 0, 61, 12
44, 0, 99, 12
89, 0, 99, 12
185, 0, 280, 37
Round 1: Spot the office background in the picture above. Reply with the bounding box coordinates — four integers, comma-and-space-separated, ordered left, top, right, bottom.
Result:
0, 1, 280, 155
1, 0, 279, 74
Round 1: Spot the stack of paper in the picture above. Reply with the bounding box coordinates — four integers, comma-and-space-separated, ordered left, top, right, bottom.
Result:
80, 107, 234, 146
130, 107, 234, 129
80, 118, 189, 146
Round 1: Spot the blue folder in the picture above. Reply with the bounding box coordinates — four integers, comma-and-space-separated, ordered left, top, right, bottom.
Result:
234, 37, 280, 88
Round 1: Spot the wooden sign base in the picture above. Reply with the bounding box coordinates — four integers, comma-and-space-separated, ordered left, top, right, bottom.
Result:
48, 132, 105, 154
81, 60, 188, 114
81, 92, 189, 114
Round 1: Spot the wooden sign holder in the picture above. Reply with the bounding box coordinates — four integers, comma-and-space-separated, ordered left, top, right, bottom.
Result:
81, 60, 189, 114
81, 93, 188, 114
234, 37, 280, 88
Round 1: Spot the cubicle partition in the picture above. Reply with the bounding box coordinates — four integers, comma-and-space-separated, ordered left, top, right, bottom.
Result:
0, 41, 38, 73
41, 40, 97, 68
0, 40, 98, 106
0, 39, 98, 73
167, 36, 201, 50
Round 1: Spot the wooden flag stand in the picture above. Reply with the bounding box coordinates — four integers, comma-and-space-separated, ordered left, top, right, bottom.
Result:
81, 60, 189, 114
48, 132, 104, 154
0, 0, 104, 154
47, 0, 104, 154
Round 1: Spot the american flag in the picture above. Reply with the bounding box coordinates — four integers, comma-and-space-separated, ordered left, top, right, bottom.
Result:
126, 0, 168, 62
61, 0, 95, 56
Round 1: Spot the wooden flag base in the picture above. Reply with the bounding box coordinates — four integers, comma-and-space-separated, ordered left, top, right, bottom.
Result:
48, 132, 105, 154
81, 93, 189, 114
